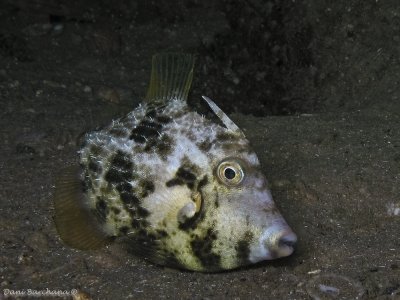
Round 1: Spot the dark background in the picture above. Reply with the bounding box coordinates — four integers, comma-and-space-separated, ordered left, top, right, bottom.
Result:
1, 1, 399, 299
2, 0, 399, 117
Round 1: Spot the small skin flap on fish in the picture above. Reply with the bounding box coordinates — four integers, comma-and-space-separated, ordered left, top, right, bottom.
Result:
145, 53, 195, 103
53, 166, 114, 250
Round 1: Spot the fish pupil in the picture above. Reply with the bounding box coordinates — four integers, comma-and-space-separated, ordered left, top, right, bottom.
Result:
224, 167, 236, 180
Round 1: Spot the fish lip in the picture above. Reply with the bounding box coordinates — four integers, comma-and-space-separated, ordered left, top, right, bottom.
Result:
249, 227, 297, 263
275, 230, 297, 258
276, 242, 295, 258
279, 231, 297, 247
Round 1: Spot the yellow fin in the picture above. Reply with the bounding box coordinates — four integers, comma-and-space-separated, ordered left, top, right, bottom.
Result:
145, 53, 195, 103
53, 166, 114, 250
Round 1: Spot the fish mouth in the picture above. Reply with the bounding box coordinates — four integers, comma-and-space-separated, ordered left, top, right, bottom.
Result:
249, 227, 297, 263
274, 231, 297, 258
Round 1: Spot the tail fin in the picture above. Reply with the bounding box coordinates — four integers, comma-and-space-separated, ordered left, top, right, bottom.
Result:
145, 53, 195, 103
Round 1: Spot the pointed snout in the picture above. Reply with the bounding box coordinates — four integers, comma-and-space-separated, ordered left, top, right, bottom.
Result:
265, 228, 297, 258
249, 225, 297, 263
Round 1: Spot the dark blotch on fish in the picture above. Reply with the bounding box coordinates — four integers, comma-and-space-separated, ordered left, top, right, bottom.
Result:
155, 134, 174, 157
119, 226, 129, 235
116, 182, 132, 194
141, 120, 162, 129
88, 159, 102, 173
139, 180, 155, 198
89, 144, 104, 156
105, 151, 133, 184
166, 166, 197, 190
109, 128, 127, 138
145, 109, 157, 118
177, 168, 196, 181
132, 218, 150, 230
105, 168, 128, 184
129, 119, 162, 143
197, 140, 212, 152
190, 228, 221, 268
137, 206, 150, 218
156, 229, 168, 238
197, 176, 208, 191
112, 207, 121, 214
120, 192, 140, 208
111, 151, 133, 169
236, 231, 253, 264
130, 133, 146, 144
111, 193, 140, 221
105, 162, 132, 184
156, 115, 172, 124
166, 178, 185, 187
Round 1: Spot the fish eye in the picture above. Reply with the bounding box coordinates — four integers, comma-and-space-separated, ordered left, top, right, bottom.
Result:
217, 159, 244, 186
224, 167, 236, 180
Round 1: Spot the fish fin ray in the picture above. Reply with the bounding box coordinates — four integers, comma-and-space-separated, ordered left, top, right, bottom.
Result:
53, 166, 114, 250
145, 53, 195, 103
202, 95, 245, 136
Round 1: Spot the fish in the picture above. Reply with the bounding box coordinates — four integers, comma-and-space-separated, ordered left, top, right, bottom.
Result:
53, 53, 297, 272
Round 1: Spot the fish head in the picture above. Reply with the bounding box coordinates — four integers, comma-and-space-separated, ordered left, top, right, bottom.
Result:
204, 151, 297, 267
168, 96, 297, 271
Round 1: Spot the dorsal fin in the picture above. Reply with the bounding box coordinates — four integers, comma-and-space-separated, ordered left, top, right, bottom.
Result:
202, 95, 245, 136
145, 53, 195, 103
53, 166, 114, 250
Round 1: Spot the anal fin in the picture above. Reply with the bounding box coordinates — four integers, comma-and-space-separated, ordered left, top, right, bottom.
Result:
53, 166, 114, 250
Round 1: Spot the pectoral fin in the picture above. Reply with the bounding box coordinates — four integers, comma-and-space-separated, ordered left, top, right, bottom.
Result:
53, 166, 114, 250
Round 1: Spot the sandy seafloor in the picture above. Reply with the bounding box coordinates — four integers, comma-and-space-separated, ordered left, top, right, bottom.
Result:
0, 1, 399, 299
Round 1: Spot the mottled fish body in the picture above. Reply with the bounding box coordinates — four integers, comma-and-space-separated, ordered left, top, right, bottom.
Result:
54, 54, 297, 272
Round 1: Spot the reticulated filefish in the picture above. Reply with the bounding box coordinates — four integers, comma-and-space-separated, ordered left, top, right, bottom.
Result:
53, 53, 297, 272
